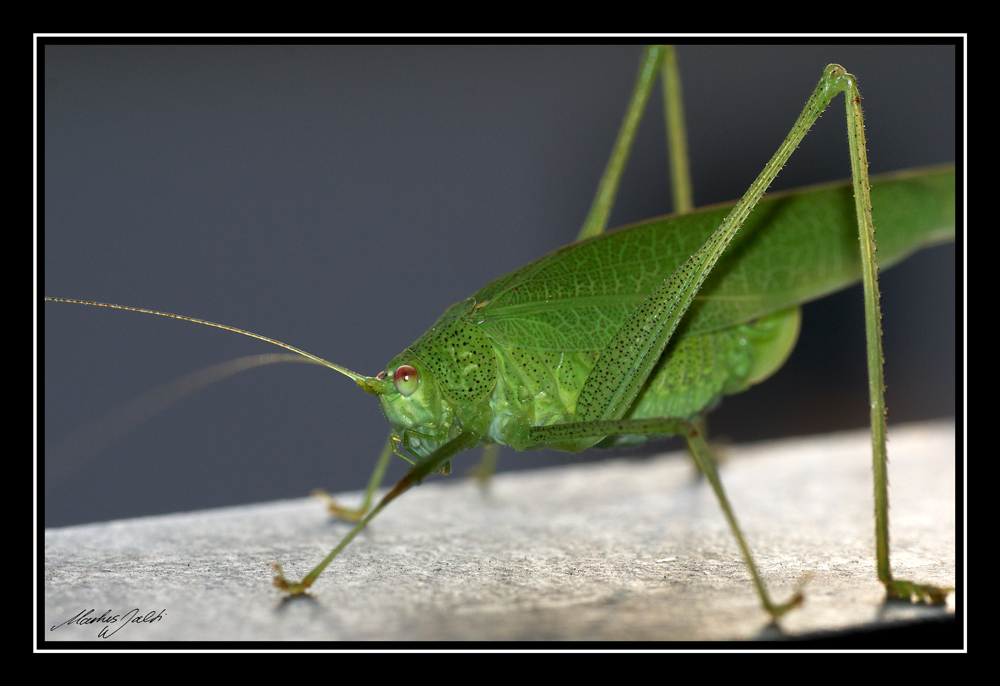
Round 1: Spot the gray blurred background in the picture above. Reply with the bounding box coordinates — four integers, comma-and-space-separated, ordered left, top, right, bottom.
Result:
44, 44, 956, 527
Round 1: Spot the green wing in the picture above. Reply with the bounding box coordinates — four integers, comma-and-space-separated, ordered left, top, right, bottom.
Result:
474, 167, 954, 352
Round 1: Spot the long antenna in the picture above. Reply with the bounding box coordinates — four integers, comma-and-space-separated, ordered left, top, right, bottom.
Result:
45, 298, 377, 388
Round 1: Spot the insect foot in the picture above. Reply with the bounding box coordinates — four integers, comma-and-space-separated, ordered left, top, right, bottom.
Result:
271, 563, 311, 595
887, 579, 953, 606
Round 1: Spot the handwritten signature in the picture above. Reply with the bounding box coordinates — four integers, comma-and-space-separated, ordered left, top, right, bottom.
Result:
51, 608, 166, 639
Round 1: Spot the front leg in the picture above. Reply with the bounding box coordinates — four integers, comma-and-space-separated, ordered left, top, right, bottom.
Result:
273, 431, 479, 595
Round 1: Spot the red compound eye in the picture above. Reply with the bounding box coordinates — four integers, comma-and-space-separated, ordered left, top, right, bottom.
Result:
393, 365, 418, 396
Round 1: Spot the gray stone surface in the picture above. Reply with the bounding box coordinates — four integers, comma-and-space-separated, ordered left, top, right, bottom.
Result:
44, 421, 957, 642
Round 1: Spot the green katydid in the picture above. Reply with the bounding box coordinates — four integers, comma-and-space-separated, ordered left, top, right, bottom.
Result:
44, 46, 956, 619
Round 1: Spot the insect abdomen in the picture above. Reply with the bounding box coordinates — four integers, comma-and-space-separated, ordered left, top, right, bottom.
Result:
485, 307, 800, 451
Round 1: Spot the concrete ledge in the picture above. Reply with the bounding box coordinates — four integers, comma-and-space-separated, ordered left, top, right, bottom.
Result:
44, 420, 957, 643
